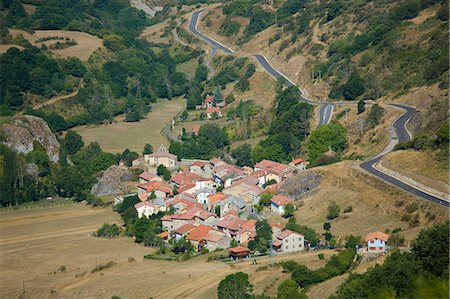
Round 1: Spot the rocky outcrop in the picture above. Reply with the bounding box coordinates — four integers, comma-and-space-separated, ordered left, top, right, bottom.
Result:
278, 170, 322, 200
91, 165, 133, 196
1, 115, 60, 163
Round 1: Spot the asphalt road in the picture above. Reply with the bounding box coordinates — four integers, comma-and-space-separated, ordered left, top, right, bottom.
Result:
189, 10, 234, 54
187, 10, 449, 207
317, 103, 335, 127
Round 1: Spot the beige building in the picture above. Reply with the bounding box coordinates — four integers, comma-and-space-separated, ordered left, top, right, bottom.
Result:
272, 230, 304, 254
144, 145, 177, 168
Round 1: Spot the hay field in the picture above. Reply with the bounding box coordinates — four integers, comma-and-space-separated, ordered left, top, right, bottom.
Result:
75, 97, 185, 154
0, 44, 24, 54
9, 29, 103, 61
0, 203, 338, 298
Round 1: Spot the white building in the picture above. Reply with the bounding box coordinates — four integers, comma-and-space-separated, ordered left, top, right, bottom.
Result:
272, 230, 304, 254
134, 201, 159, 218
270, 194, 294, 215
365, 231, 389, 253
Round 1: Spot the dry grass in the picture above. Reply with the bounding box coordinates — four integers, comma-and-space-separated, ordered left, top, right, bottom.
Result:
176, 58, 199, 80
140, 19, 172, 44
0, 44, 24, 54
75, 97, 185, 153
23, 3, 37, 15
337, 104, 402, 159
381, 149, 449, 194
0, 203, 338, 299
9, 29, 103, 61
283, 161, 448, 242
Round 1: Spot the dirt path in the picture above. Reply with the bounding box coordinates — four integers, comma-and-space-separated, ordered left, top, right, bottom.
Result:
31, 79, 83, 110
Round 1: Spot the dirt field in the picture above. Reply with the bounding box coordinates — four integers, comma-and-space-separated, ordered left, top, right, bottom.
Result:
0, 203, 340, 299
75, 97, 185, 153
9, 29, 103, 61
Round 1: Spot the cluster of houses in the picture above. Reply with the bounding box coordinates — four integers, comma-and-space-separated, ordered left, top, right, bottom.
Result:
129, 144, 312, 255
195, 94, 226, 119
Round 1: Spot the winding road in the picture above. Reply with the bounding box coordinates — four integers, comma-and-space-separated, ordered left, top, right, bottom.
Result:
188, 9, 449, 207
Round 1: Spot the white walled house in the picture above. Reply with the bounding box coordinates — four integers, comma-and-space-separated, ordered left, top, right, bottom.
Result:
134, 201, 160, 218
272, 230, 304, 254
270, 194, 294, 215
365, 231, 389, 253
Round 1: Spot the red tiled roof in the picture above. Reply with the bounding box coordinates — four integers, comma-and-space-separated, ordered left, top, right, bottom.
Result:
134, 201, 158, 209
291, 158, 305, 165
225, 210, 238, 217
216, 101, 226, 107
271, 194, 294, 206
171, 170, 202, 186
186, 224, 213, 242
185, 206, 216, 220
254, 159, 291, 175
191, 161, 207, 167
157, 231, 169, 238
206, 107, 221, 113
272, 240, 282, 247
365, 231, 389, 242
204, 95, 214, 103
147, 151, 177, 160
205, 230, 226, 242
228, 246, 250, 253
192, 125, 200, 135
138, 181, 173, 195
216, 215, 248, 231
270, 223, 284, 229
177, 183, 195, 194
174, 223, 196, 235
209, 192, 228, 205
277, 229, 303, 240
138, 193, 148, 201
139, 171, 157, 181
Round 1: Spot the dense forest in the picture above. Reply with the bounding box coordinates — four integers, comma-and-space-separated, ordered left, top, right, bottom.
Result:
0, 0, 197, 127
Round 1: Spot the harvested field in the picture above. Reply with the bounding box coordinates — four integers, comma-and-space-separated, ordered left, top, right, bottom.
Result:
0, 203, 338, 298
9, 29, 103, 61
75, 97, 185, 153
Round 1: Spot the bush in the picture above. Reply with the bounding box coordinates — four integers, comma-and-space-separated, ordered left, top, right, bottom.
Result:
318, 253, 325, 260
365, 104, 384, 129
405, 202, 419, 213
327, 202, 340, 220
344, 206, 353, 213
96, 223, 120, 238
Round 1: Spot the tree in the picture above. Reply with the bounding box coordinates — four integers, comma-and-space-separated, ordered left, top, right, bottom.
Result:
65, 130, 84, 155
366, 104, 384, 129
143, 143, 153, 155
96, 223, 120, 238
218, 272, 253, 299
306, 123, 348, 166
411, 221, 449, 277
230, 238, 238, 247
232, 143, 252, 166
157, 164, 171, 181
259, 192, 273, 206
255, 219, 272, 253
180, 110, 188, 122
357, 99, 365, 114
343, 71, 365, 100
284, 203, 295, 218
277, 279, 307, 299
327, 202, 340, 220
323, 222, 331, 231
198, 124, 229, 149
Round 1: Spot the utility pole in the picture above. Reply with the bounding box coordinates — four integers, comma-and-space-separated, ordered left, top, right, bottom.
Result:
22, 280, 25, 294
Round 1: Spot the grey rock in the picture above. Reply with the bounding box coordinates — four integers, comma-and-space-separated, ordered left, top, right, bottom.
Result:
91, 165, 132, 196
1, 115, 60, 163
278, 170, 322, 200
